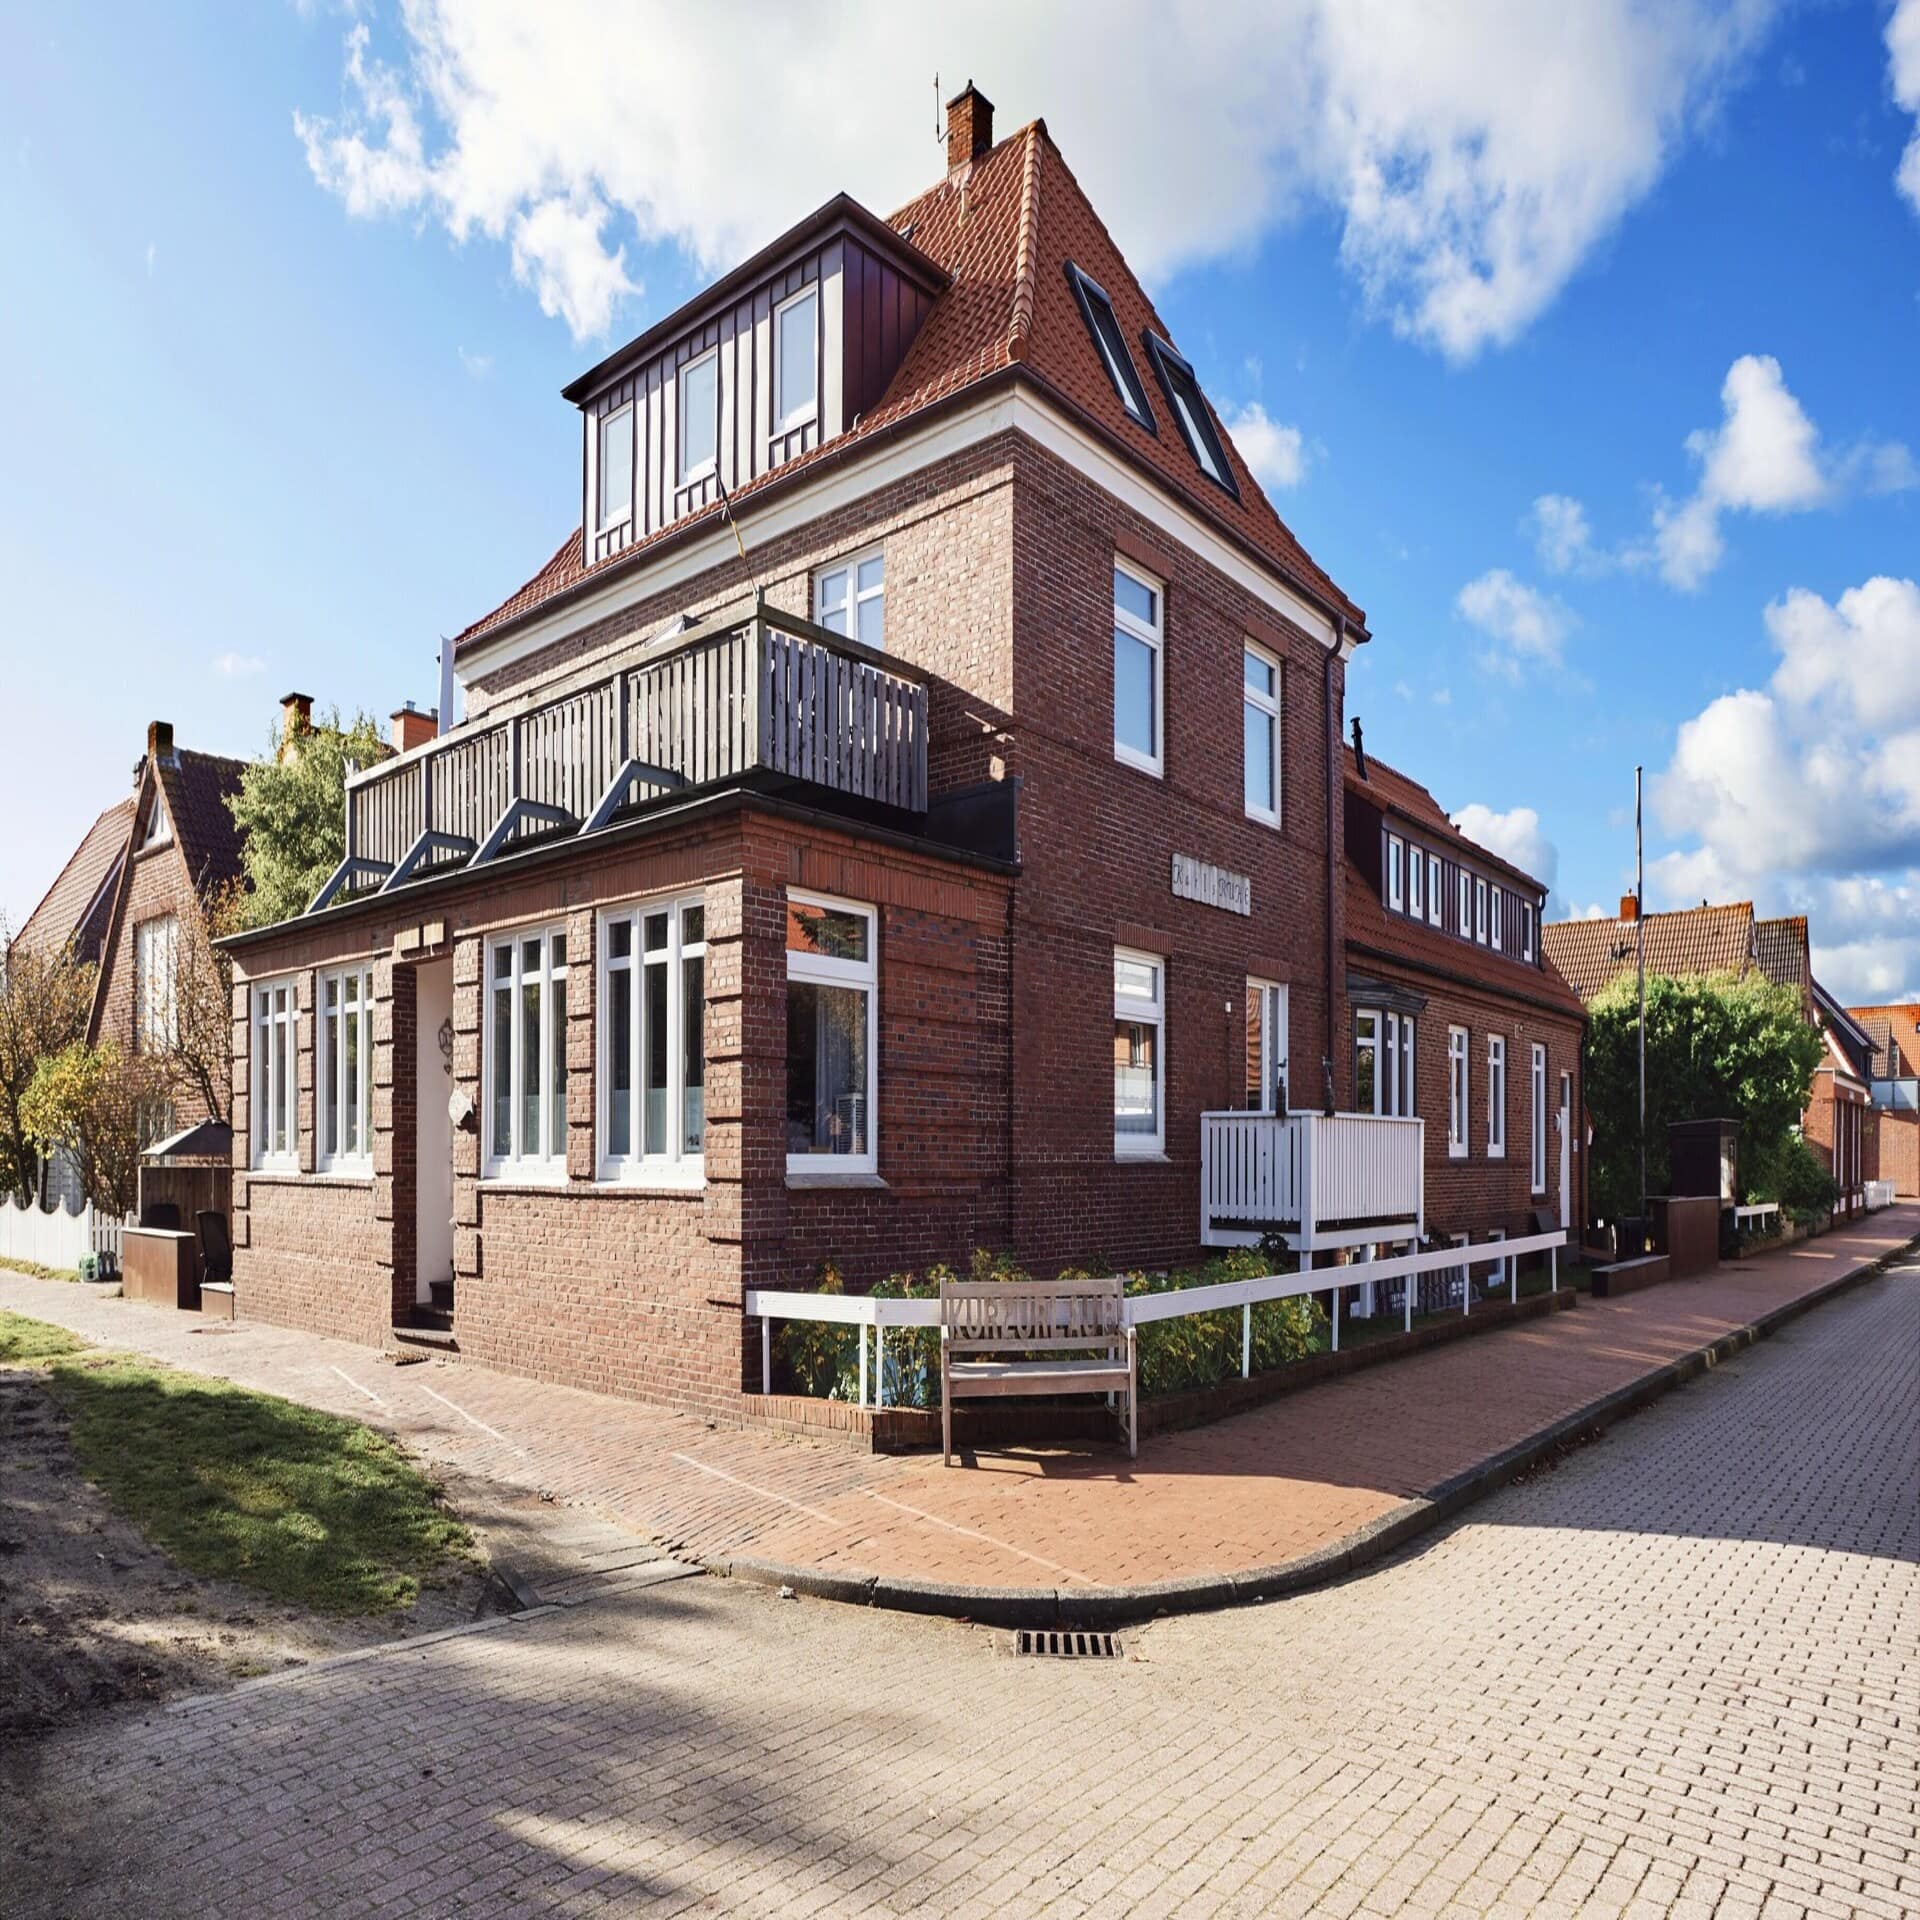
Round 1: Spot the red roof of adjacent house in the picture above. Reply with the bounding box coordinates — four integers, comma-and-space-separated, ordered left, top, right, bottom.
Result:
1342, 745, 1549, 895
455, 120, 1362, 654
1542, 902, 1757, 1002
1753, 915, 1813, 1009
1848, 1002, 1920, 1079
12, 796, 136, 963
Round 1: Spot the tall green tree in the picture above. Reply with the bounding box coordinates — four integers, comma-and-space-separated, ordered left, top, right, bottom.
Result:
227, 709, 386, 929
1584, 970, 1825, 1220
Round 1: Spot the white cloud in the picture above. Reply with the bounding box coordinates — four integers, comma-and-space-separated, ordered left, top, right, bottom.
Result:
293, 1, 1784, 354
1527, 492, 1603, 575
1890, 0, 1920, 217
1648, 355, 1915, 589
213, 652, 266, 677
1452, 801, 1558, 894
144, 240, 156, 277
457, 344, 492, 378
1455, 567, 1574, 676
1224, 402, 1307, 491
1648, 575, 1920, 1001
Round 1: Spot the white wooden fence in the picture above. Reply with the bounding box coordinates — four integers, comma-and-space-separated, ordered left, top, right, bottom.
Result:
1864, 1179, 1895, 1210
746, 1228, 1567, 1411
0, 1196, 129, 1272
1201, 1110, 1424, 1251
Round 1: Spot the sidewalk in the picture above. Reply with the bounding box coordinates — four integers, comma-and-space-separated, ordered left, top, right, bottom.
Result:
4, 1205, 1913, 1626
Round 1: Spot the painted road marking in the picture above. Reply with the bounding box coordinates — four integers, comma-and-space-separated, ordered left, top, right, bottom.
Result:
669, 1452, 842, 1527
858, 1489, 1093, 1587
419, 1383, 522, 1450
329, 1365, 387, 1409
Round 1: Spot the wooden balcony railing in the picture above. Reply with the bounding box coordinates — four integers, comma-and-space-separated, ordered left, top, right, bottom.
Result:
316, 604, 928, 907
1200, 1110, 1424, 1253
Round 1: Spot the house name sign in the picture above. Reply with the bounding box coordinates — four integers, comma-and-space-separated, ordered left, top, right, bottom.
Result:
1170, 852, 1251, 917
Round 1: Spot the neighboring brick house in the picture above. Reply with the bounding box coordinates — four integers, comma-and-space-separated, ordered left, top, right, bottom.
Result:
220, 89, 1546, 1418
1341, 742, 1587, 1282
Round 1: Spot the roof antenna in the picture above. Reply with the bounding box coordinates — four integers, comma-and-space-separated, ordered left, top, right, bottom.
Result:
1350, 715, 1368, 781
934, 71, 944, 145
710, 462, 763, 601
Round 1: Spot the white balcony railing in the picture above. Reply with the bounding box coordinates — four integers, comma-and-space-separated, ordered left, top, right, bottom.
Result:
1201, 1110, 1423, 1251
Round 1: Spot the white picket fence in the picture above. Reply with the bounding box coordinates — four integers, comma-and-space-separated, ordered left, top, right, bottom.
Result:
1864, 1179, 1896, 1210
0, 1195, 130, 1272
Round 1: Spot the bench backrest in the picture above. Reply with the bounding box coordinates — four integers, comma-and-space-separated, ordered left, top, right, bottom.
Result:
939, 1275, 1127, 1355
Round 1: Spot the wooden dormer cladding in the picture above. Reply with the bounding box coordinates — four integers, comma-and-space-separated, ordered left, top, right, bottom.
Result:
569, 198, 945, 570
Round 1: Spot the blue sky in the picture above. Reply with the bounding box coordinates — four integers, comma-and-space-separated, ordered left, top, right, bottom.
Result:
3, 2, 1916, 999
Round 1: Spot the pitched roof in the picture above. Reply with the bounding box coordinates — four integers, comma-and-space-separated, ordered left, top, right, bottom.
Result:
455, 120, 1362, 654
1541, 902, 1756, 1002
1342, 745, 1549, 893
1753, 915, 1812, 1006
1848, 1002, 1920, 1079
152, 748, 248, 896
12, 795, 136, 963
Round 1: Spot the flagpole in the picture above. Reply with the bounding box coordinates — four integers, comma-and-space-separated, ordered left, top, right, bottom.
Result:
1636, 763, 1647, 1245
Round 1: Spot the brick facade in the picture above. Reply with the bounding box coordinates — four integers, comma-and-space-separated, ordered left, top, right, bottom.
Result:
1864, 1107, 1919, 1197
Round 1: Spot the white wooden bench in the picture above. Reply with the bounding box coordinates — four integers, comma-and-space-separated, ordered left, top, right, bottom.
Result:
938, 1275, 1137, 1466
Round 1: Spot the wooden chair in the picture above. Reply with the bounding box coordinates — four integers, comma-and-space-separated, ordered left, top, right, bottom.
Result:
938, 1275, 1136, 1466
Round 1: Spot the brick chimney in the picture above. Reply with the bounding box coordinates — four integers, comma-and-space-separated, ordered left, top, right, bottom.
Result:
946, 81, 994, 173
391, 701, 439, 754
146, 720, 175, 766
279, 691, 313, 764
1619, 893, 1639, 921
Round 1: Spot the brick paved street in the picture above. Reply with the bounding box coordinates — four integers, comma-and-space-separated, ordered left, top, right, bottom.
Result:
4, 1248, 1916, 1917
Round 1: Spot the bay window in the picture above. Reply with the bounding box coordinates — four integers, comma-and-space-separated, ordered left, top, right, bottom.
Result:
251, 979, 297, 1171
786, 893, 877, 1173
599, 897, 706, 1182
1114, 949, 1165, 1154
486, 927, 568, 1178
318, 965, 372, 1173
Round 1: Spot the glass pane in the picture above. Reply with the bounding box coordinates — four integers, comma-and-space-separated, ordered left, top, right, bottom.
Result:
494, 944, 511, 982
1113, 566, 1156, 628
786, 901, 868, 964
610, 963, 632, 1158
550, 975, 567, 1158
1244, 704, 1274, 814
1173, 380, 1224, 482
856, 554, 884, 597
681, 903, 704, 947
1243, 650, 1274, 697
523, 937, 541, 975
323, 1005, 340, 1158
1356, 1039, 1376, 1116
610, 918, 631, 960
777, 291, 816, 422
681, 356, 717, 474
787, 982, 869, 1157
344, 1001, 361, 1154
520, 977, 542, 1159
856, 589, 885, 652
551, 932, 568, 974
1114, 954, 1159, 1005
683, 954, 705, 1153
1244, 994, 1265, 1112
492, 985, 512, 1158
643, 911, 669, 954
1114, 628, 1155, 759
644, 959, 668, 1154
815, 567, 849, 632
1113, 1019, 1158, 1136
599, 408, 633, 525
272, 1012, 287, 1154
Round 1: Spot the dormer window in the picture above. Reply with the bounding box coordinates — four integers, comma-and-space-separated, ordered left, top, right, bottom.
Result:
774, 287, 818, 434
1145, 333, 1236, 496
678, 350, 718, 484
140, 792, 171, 851
598, 405, 633, 530
1065, 263, 1154, 430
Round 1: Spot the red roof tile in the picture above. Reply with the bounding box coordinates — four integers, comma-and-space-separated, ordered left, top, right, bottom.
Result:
455, 122, 1362, 654
1848, 1002, 1920, 1079
154, 750, 249, 898
1754, 915, 1812, 1009
1542, 902, 1756, 1002
13, 796, 136, 964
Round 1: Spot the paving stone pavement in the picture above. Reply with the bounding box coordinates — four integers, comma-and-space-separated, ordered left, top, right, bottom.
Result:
0, 1207, 1912, 1606
3, 1251, 1915, 1918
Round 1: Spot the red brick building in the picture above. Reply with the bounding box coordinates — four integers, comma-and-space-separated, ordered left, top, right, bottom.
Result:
220, 92, 1535, 1416
1851, 1002, 1919, 1198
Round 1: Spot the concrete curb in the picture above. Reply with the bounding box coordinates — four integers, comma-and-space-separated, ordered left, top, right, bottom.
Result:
708, 1231, 1917, 1631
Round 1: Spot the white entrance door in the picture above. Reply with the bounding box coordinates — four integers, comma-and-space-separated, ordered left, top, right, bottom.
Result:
415, 960, 455, 1304
1557, 1071, 1573, 1232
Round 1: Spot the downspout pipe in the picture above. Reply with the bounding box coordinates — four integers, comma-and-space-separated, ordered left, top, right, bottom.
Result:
1323, 620, 1345, 1117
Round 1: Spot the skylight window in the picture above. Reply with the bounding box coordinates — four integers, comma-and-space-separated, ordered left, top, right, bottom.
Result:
1065, 263, 1154, 431
1145, 333, 1237, 497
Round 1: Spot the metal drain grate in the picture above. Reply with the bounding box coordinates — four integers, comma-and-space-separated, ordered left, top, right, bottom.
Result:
1016, 1629, 1121, 1660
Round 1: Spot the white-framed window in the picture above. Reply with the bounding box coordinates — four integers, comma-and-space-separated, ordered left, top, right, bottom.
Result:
677, 348, 718, 485
1114, 948, 1165, 1154
1491, 887, 1504, 952
1448, 1026, 1469, 1159
1408, 844, 1424, 921
1355, 1008, 1415, 1117
597, 404, 633, 531
814, 547, 885, 651
1065, 263, 1155, 428
1243, 643, 1280, 824
1521, 901, 1535, 961
251, 978, 298, 1172
485, 926, 569, 1179
1530, 1042, 1548, 1194
1244, 978, 1289, 1113
1146, 332, 1235, 494
1429, 857, 1443, 928
1457, 869, 1471, 936
1475, 877, 1489, 944
773, 285, 818, 434
317, 966, 372, 1173
1113, 560, 1163, 777
600, 896, 706, 1183
1387, 835, 1405, 912
1487, 1033, 1507, 1158
133, 914, 180, 1054
786, 892, 877, 1174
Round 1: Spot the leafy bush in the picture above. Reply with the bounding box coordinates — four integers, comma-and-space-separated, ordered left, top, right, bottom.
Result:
1126, 1249, 1325, 1396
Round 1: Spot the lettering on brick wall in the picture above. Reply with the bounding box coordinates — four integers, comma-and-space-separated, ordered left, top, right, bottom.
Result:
1170, 853, 1251, 917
